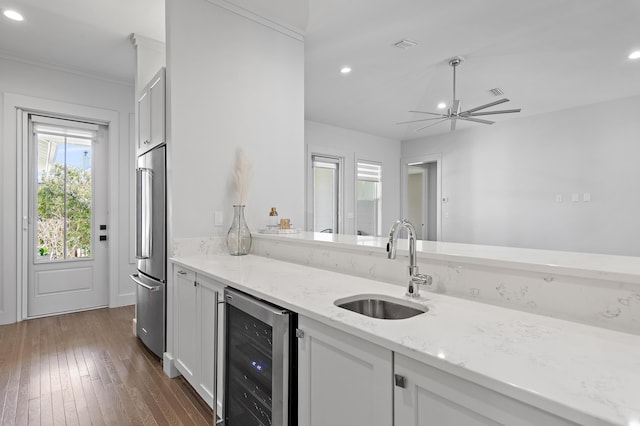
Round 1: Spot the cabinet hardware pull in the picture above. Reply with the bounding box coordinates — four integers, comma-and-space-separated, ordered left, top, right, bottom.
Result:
194, 281, 198, 287
177, 270, 187, 275
295, 329, 305, 339
394, 374, 407, 388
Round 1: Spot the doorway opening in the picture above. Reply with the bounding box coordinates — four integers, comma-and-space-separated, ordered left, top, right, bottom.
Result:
402, 154, 442, 241
309, 154, 343, 233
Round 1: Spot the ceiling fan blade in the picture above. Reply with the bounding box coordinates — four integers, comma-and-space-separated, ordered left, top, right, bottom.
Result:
415, 119, 449, 132
396, 117, 449, 125
408, 110, 449, 117
458, 117, 495, 125
463, 108, 522, 117
461, 98, 510, 114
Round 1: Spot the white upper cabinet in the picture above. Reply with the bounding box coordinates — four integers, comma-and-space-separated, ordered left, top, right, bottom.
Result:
137, 67, 165, 155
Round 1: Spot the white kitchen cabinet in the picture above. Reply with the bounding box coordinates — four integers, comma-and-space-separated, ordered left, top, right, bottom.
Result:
137, 67, 165, 155
196, 274, 225, 413
297, 316, 393, 426
174, 267, 197, 383
394, 353, 577, 426
172, 265, 224, 412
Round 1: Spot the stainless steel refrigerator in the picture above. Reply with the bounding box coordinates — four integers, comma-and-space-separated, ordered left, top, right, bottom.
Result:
130, 144, 166, 358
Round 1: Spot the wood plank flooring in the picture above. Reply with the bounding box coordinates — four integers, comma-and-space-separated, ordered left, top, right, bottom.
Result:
0, 306, 214, 425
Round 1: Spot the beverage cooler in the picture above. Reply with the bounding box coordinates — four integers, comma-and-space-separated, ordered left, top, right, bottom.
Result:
223, 288, 297, 426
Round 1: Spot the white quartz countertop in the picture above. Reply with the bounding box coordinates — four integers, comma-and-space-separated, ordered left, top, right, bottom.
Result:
171, 254, 640, 426
256, 232, 640, 284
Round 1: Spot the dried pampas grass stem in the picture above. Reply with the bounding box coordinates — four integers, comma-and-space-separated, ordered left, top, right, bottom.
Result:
233, 148, 251, 205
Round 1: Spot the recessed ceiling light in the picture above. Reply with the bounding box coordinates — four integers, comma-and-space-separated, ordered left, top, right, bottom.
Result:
3, 9, 24, 21
629, 51, 640, 60
340, 66, 352, 74
437, 102, 447, 109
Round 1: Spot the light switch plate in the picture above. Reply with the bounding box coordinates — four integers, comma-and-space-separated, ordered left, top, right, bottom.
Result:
583, 193, 591, 202
214, 211, 224, 226
571, 193, 579, 202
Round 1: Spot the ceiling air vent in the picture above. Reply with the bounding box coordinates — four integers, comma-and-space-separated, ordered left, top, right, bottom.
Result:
489, 87, 505, 96
394, 39, 417, 49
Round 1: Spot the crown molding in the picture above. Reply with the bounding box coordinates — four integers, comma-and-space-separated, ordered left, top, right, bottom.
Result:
130, 34, 166, 53
0, 49, 134, 87
205, 0, 305, 42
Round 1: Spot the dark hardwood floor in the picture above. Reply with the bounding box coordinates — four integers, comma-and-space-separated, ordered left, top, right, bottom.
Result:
0, 306, 214, 425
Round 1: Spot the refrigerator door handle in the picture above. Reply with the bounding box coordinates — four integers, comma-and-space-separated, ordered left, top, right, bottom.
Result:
135, 167, 153, 259
129, 274, 161, 292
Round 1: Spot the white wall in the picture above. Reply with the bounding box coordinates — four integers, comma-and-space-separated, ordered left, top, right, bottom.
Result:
167, 0, 305, 240
402, 95, 640, 256
0, 57, 136, 324
305, 120, 401, 236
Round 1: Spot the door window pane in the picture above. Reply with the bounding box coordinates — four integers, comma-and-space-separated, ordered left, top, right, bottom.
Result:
356, 162, 382, 236
312, 156, 339, 233
36, 131, 93, 261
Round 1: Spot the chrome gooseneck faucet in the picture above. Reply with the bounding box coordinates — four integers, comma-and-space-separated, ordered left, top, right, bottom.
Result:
387, 219, 433, 298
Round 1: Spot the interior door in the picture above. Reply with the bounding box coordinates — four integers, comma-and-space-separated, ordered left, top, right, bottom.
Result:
27, 115, 109, 317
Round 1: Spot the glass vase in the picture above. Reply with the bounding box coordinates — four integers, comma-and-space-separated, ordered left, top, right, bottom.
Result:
227, 205, 252, 256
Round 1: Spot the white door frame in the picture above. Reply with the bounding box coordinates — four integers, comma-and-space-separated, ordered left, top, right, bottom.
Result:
305, 144, 354, 234
400, 154, 442, 241
5, 93, 120, 321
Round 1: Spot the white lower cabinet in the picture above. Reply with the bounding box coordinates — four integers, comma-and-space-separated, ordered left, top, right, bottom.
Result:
174, 268, 197, 383
172, 265, 224, 412
297, 316, 393, 426
394, 353, 577, 426
297, 316, 576, 426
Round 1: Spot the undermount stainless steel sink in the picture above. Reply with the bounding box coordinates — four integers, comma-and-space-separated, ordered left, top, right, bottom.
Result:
334, 294, 428, 320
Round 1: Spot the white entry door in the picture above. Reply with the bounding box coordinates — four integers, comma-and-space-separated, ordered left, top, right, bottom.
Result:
27, 115, 109, 317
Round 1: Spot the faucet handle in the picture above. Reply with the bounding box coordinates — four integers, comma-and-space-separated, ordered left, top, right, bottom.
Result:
406, 274, 433, 298
412, 274, 433, 286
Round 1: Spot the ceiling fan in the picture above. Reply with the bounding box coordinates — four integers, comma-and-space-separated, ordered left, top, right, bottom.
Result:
398, 57, 522, 132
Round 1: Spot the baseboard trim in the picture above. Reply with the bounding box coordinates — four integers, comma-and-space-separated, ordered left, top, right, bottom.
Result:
163, 352, 181, 378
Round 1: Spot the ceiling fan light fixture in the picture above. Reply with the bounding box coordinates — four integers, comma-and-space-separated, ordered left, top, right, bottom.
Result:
629, 51, 640, 60
489, 88, 505, 96
397, 56, 521, 132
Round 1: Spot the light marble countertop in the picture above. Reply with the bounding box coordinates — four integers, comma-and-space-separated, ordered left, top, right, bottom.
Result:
171, 253, 640, 426
256, 232, 640, 284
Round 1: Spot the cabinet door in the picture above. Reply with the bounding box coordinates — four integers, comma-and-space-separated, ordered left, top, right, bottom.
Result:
149, 68, 165, 147
137, 90, 150, 153
298, 316, 392, 426
174, 268, 198, 383
196, 275, 224, 410
394, 353, 577, 426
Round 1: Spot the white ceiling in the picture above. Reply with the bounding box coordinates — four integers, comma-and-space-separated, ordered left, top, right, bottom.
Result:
0, 0, 164, 83
1, 0, 638, 140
